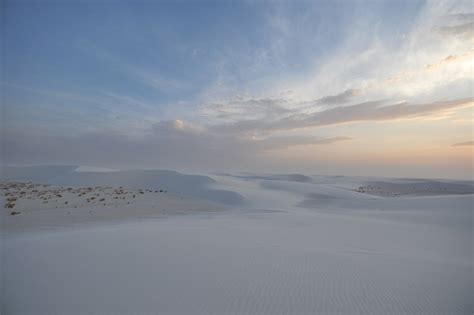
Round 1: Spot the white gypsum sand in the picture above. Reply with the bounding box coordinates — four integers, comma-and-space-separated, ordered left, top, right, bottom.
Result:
1, 181, 225, 233
1, 167, 473, 314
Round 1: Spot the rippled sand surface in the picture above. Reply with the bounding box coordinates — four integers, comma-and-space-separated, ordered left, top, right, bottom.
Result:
2, 170, 473, 314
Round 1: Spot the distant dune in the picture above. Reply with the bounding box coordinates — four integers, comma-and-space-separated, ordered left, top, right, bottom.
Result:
1, 181, 225, 233
1, 165, 78, 182
222, 173, 313, 183
355, 179, 474, 196
2, 166, 245, 206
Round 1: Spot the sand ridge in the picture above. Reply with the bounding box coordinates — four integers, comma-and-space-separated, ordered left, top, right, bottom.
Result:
1, 181, 225, 233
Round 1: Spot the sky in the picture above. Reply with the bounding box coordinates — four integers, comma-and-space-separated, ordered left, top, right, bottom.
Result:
1, 0, 473, 179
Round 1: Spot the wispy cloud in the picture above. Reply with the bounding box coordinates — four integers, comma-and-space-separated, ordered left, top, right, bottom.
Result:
251, 135, 354, 150
452, 140, 474, 146
435, 8, 474, 40
199, 97, 292, 123
1, 82, 108, 106
316, 89, 361, 105
438, 22, 474, 39
448, 13, 474, 21
2, 118, 352, 171
424, 50, 474, 70
125, 66, 187, 93
211, 98, 474, 135
79, 43, 188, 94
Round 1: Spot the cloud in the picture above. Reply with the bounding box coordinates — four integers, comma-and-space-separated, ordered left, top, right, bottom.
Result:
3, 0, 473, 178
301, 98, 473, 127
438, 22, 474, 39
80, 44, 187, 94
2, 117, 352, 171
146, 119, 352, 151
151, 119, 203, 134
424, 50, 474, 70
436, 12, 474, 40
316, 89, 361, 105
199, 97, 292, 122
199, 88, 364, 125
128, 67, 187, 93
252, 136, 353, 150
452, 140, 474, 146
212, 97, 474, 134
448, 13, 474, 21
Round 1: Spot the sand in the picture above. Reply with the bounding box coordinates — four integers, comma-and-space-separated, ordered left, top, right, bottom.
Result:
1, 166, 473, 314
1, 181, 224, 233
2, 166, 246, 205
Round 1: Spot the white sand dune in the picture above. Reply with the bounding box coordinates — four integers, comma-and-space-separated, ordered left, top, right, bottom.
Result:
74, 165, 117, 172
221, 173, 314, 183
2, 166, 473, 314
0, 181, 225, 233
1, 165, 78, 182
2, 166, 246, 206
354, 179, 474, 196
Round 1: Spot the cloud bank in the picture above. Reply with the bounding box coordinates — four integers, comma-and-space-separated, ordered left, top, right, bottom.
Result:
2, 0, 473, 178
